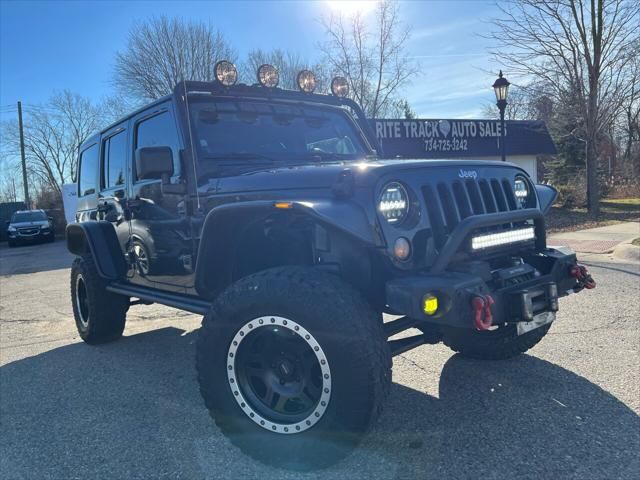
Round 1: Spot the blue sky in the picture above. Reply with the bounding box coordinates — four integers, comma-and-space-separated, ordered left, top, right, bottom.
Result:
0, 0, 502, 121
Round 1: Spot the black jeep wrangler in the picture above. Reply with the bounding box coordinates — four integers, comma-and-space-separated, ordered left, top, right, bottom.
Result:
66, 61, 594, 470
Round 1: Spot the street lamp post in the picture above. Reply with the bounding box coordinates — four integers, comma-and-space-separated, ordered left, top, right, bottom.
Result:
492, 70, 510, 162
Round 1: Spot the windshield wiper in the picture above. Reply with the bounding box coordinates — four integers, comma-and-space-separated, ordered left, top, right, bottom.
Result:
306, 152, 370, 161
201, 152, 280, 162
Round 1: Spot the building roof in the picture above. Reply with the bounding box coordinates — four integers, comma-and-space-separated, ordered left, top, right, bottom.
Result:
370, 119, 557, 158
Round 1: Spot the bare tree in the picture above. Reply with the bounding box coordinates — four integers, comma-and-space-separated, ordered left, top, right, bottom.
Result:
481, 86, 539, 120
0, 171, 19, 203
114, 16, 235, 101
319, 0, 419, 118
1, 91, 102, 196
618, 39, 640, 175
488, 0, 640, 215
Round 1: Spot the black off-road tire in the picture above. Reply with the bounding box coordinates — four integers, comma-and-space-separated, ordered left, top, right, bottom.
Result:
442, 322, 552, 360
70, 255, 129, 344
196, 266, 391, 470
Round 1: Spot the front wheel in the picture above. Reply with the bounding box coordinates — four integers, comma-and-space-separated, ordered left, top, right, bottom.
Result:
70, 255, 129, 344
196, 267, 391, 470
442, 319, 553, 360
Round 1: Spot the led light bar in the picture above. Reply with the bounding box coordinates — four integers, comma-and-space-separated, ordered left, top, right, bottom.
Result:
471, 227, 535, 250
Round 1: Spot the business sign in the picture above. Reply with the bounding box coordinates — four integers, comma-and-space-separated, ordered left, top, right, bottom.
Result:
369, 119, 556, 159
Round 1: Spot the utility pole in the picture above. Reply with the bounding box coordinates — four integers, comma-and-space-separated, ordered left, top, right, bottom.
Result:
17, 101, 30, 207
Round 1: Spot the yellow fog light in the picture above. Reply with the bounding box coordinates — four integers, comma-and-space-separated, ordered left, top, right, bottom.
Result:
422, 295, 438, 315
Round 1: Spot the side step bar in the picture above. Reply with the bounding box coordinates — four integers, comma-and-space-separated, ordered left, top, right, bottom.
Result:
106, 283, 212, 315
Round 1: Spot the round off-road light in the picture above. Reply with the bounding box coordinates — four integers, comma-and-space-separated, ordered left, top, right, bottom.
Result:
215, 60, 238, 86
331, 76, 349, 97
257, 64, 279, 88
297, 70, 317, 93
393, 237, 411, 261
514, 176, 530, 208
379, 182, 409, 224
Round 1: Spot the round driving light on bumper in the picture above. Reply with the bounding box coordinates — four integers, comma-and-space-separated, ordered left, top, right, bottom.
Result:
514, 176, 530, 208
257, 64, 279, 88
214, 60, 238, 86
297, 70, 317, 93
331, 76, 349, 97
393, 237, 411, 261
379, 182, 409, 224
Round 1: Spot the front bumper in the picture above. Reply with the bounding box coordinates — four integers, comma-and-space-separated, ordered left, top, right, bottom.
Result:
8, 229, 53, 242
386, 247, 584, 329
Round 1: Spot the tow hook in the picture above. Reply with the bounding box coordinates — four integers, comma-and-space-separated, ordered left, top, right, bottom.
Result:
570, 264, 596, 291
471, 294, 495, 331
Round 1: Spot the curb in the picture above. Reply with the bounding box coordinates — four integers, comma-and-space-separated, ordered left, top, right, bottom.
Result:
613, 240, 640, 263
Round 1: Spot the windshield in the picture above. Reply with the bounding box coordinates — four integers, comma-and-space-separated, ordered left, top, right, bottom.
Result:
188, 99, 369, 163
11, 211, 47, 223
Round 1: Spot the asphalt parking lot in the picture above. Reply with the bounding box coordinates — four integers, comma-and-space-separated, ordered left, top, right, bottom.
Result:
1, 240, 639, 479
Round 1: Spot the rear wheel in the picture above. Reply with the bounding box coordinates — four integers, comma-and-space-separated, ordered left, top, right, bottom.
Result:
70, 255, 129, 344
442, 321, 552, 360
196, 267, 391, 470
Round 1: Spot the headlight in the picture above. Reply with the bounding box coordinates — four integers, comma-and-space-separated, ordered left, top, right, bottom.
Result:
257, 64, 279, 88
297, 70, 317, 93
214, 60, 238, 86
331, 76, 349, 97
8, 226, 16, 232
378, 182, 409, 224
514, 176, 530, 208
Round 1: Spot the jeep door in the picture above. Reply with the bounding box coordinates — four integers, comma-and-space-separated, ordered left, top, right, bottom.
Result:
76, 141, 100, 222
128, 103, 194, 293
98, 123, 130, 253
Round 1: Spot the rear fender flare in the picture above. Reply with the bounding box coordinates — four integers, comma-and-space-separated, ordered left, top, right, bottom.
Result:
66, 222, 127, 280
194, 200, 380, 297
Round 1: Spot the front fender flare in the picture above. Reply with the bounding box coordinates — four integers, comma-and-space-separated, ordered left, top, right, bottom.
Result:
194, 200, 380, 297
66, 222, 127, 280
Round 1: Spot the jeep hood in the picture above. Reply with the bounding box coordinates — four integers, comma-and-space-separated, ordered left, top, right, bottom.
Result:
213, 158, 527, 194
9, 220, 49, 228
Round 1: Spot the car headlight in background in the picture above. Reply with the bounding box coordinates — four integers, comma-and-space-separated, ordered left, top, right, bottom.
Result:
379, 182, 409, 224
7, 226, 16, 232
514, 176, 530, 208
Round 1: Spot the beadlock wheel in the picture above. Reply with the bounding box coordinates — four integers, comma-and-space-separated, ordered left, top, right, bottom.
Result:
75, 273, 90, 328
227, 316, 331, 434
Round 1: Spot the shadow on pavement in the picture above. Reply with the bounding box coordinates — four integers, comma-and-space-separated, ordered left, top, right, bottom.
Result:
1, 327, 638, 479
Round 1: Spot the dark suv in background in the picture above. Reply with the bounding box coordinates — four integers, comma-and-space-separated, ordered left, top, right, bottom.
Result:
6, 209, 55, 247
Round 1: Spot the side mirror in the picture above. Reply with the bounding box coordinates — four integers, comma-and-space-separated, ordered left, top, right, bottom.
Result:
535, 184, 558, 215
135, 146, 174, 182
5, 221, 9, 227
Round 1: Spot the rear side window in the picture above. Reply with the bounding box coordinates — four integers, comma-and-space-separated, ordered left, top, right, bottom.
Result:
102, 130, 127, 189
78, 144, 98, 196
135, 111, 181, 180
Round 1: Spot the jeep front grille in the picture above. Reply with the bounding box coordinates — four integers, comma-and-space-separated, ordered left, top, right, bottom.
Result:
421, 178, 520, 249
